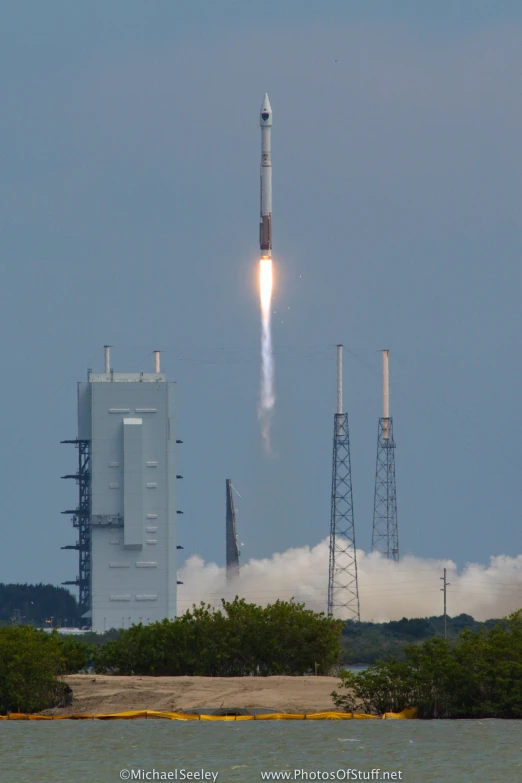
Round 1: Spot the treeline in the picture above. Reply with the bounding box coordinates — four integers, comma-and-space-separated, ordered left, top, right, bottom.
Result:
0, 583, 80, 627
333, 611, 522, 719
341, 614, 504, 664
97, 599, 343, 676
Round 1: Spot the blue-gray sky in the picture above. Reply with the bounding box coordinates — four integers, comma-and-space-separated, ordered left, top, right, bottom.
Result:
0, 2, 520, 589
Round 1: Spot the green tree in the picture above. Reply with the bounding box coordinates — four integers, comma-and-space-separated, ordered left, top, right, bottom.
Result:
332, 611, 522, 718
96, 598, 343, 677
58, 635, 96, 674
0, 627, 66, 713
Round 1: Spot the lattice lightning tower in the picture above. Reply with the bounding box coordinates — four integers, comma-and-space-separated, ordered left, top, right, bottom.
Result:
327, 345, 360, 620
371, 350, 399, 560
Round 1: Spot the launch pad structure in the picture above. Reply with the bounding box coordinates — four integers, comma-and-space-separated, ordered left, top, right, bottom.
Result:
327, 345, 360, 620
371, 350, 399, 561
61, 347, 181, 631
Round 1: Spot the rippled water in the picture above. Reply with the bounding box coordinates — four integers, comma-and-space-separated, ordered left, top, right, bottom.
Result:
1, 720, 521, 782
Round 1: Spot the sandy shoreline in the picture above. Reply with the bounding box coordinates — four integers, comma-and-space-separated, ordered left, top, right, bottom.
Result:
46, 675, 340, 715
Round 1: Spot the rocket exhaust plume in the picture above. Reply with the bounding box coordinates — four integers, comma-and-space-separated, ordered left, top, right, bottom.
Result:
259, 257, 275, 450
258, 94, 275, 451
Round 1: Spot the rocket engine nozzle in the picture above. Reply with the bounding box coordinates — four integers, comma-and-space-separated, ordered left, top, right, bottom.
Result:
260, 215, 272, 253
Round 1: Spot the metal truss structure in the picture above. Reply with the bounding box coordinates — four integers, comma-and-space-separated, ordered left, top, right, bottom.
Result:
327, 412, 360, 620
61, 439, 92, 624
371, 417, 399, 561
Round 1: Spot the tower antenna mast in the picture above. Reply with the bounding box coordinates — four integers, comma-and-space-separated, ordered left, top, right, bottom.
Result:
327, 345, 360, 619
371, 350, 399, 560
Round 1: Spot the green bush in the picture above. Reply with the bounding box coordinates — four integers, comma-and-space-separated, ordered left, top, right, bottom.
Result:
96, 598, 343, 676
58, 635, 96, 674
332, 610, 522, 718
0, 627, 66, 713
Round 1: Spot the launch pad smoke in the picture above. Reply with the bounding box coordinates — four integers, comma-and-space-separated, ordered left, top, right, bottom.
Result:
178, 540, 522, 622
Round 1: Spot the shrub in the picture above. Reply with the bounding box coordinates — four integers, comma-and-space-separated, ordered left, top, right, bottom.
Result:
96, 598, 343, 676
332, 611, 522, 718
0, 627, 65, 713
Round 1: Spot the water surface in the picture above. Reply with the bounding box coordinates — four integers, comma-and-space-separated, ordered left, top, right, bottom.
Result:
1, 720, 520, 782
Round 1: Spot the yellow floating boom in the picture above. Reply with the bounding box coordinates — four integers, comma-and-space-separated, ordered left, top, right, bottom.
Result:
0, 708, 417, 721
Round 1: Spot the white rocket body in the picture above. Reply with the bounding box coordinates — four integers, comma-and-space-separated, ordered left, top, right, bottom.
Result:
259, 93, 273, 257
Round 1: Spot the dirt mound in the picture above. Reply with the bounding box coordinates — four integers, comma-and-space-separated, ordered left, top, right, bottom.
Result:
44, 675, 339, 716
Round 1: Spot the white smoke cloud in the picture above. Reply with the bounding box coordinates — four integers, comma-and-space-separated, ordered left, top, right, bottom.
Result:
177, 539, 522, 622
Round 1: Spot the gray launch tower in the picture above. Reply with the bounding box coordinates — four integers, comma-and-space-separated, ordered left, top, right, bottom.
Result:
327, 345, 360, 620
62, 347, 180, 631
226, 479, 240, 582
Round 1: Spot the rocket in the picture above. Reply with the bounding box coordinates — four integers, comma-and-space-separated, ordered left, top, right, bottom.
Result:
259, 93, 273, 258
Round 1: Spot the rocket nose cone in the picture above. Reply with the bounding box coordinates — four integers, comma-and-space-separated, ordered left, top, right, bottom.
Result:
260, 93, 272, 126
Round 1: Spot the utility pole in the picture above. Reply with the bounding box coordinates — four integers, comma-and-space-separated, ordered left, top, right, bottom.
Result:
440, 568, 450, 639
327, 345, 360, 620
